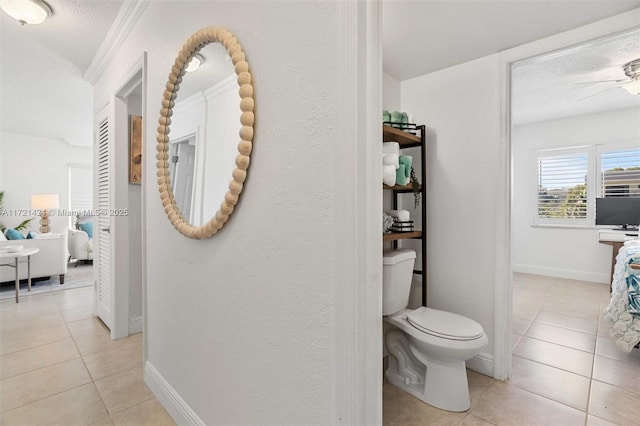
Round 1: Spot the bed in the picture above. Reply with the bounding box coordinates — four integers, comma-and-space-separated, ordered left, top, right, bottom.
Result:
603, 239, 640, 352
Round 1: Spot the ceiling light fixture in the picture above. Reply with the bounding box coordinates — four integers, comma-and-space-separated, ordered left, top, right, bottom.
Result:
0, 0, 52, 25
185, 54, 205, 73
622, 58, 640, 95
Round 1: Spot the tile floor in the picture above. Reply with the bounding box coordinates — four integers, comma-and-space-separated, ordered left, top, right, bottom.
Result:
384, 273, 640, 426
0, 286, 175, 426
2, 274, 638, 425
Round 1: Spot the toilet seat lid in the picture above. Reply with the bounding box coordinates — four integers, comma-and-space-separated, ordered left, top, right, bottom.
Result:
406, 307, 485, 341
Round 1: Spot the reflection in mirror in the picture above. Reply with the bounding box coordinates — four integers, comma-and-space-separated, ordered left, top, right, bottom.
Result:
169, 42, 238, 227
157, 27, 255, 239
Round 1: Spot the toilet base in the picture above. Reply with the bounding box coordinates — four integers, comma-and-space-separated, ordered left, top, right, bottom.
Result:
385, 329, 471, 412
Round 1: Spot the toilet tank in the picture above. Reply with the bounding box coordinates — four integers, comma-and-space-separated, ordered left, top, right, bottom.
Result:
382, 249, 416, 316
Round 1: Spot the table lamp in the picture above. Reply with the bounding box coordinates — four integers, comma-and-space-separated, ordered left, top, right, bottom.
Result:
31, 193, 59, 233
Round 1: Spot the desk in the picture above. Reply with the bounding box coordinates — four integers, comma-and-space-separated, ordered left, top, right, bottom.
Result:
599, 230, 638, 286
0, 248, 40, 303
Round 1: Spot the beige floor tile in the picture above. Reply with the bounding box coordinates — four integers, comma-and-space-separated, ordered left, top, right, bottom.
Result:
592, 355, 640, 394
597, 313, 612, 337
60, 303, 94, 322
542, 300, 601, 319
0, 338, 80, 379
535, 310, 598, 334
509, 355, 590, 411
470, 381, 586, 426
0, 358, 91, 412
511, 333, 522, 350
512, 296, 544, 321
586, 414, 619, 426
73, 327, 119, 356
89, 417, 116, 426
0, 293, 59, 314
111, 398, 176, 426
513, 336, 593, 377
525, 322, 596, 353
460, 414, 496, 426
383, 382, 468, 426
95, 366, 154, 414
588, 380, 640, 425
0, 309, 66, 333
0, 323, 71, 355
595, 336, 640, 364
53, 287, 94, 310
83, 335, 143, 381
512, 316, 532, 335
67, 317, 109, 338
0, 383, 110, 426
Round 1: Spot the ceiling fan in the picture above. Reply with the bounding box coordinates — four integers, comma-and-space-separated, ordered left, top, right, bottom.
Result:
576, 58, 640, 97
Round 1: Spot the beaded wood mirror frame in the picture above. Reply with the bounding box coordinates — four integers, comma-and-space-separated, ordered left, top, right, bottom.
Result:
156, 27, 254, 239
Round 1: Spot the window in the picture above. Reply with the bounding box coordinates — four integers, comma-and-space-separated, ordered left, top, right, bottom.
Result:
536, 148, 590, 225
601, 149, 640, 198
535, 144, 640, 226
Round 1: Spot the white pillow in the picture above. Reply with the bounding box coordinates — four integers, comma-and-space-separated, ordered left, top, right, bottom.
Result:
0, 231, 6, 241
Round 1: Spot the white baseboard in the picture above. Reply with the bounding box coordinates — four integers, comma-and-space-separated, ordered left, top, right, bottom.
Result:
144, 361, 204, 425
129, 316, 143, 335
512, 263, 609, 284
466, 352, 493, 378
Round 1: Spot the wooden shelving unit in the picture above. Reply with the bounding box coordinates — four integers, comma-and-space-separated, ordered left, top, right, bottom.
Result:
383, 123, 427, 306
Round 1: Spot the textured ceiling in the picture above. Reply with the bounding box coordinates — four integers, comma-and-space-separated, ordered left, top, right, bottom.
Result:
0, 1, 639, 146
383, 0, 640, 81
512, 29, 640, 125
0, 0, 123, 146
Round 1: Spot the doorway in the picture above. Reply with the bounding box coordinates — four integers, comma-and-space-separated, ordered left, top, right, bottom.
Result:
94, 58, 146, 340
507, 28, 640, 418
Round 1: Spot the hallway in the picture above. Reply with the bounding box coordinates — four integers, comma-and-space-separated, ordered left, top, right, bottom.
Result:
0, 286, 174, 425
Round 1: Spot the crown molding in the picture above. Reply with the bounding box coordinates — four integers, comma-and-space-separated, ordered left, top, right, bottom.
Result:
83, 0, 150, 85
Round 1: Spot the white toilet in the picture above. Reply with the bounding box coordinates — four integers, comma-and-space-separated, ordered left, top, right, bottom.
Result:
383, 249, 488, 412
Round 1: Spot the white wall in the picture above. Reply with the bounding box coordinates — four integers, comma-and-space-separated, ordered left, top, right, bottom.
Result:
0, 133, 92, 235
383, 72, 401, 112
93, 2, 379, 425
512, 108, 640, 283
401, 55, 502, 371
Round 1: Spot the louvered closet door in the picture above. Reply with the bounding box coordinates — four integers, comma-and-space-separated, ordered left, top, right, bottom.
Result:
96, 117, 112, 329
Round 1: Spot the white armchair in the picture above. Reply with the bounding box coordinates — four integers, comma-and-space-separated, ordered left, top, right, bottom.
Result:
68, 228, 93, 266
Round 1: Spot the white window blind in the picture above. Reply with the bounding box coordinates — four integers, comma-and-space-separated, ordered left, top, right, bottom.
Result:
537, 152, 588, 220
600, 148, 640, 198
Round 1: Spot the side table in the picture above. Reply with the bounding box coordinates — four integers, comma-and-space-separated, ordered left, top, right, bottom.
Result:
0, 248, 40, 303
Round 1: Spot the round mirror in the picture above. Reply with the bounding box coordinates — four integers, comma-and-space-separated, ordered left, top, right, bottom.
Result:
156, 27, 255, 239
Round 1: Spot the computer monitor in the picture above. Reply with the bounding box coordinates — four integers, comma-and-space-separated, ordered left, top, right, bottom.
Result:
595, 197, 640, 230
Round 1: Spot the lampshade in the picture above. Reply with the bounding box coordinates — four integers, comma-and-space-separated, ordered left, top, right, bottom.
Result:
622, 80, 640, 96
31, 193, 59, 210
0, 0, 52, 25
185, 54, 205, 73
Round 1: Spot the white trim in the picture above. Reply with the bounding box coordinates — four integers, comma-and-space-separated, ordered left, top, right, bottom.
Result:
466, 352, 494, 378
493, 55, 512, 381
140, 54, 148, 363
203, 74, 236, 99
84, 0, 150, 84
512, 263, 610, 284
109, 54, 145, 340
128, 316, 143, 334
144, 361, 204, 426
496, 8, 640, 383
172, 93, 205, 116
334, 1, 381, 424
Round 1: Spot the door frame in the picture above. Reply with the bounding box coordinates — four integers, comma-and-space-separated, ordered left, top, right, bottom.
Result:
107, 53, 147, 340
493, 10, 640, 379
